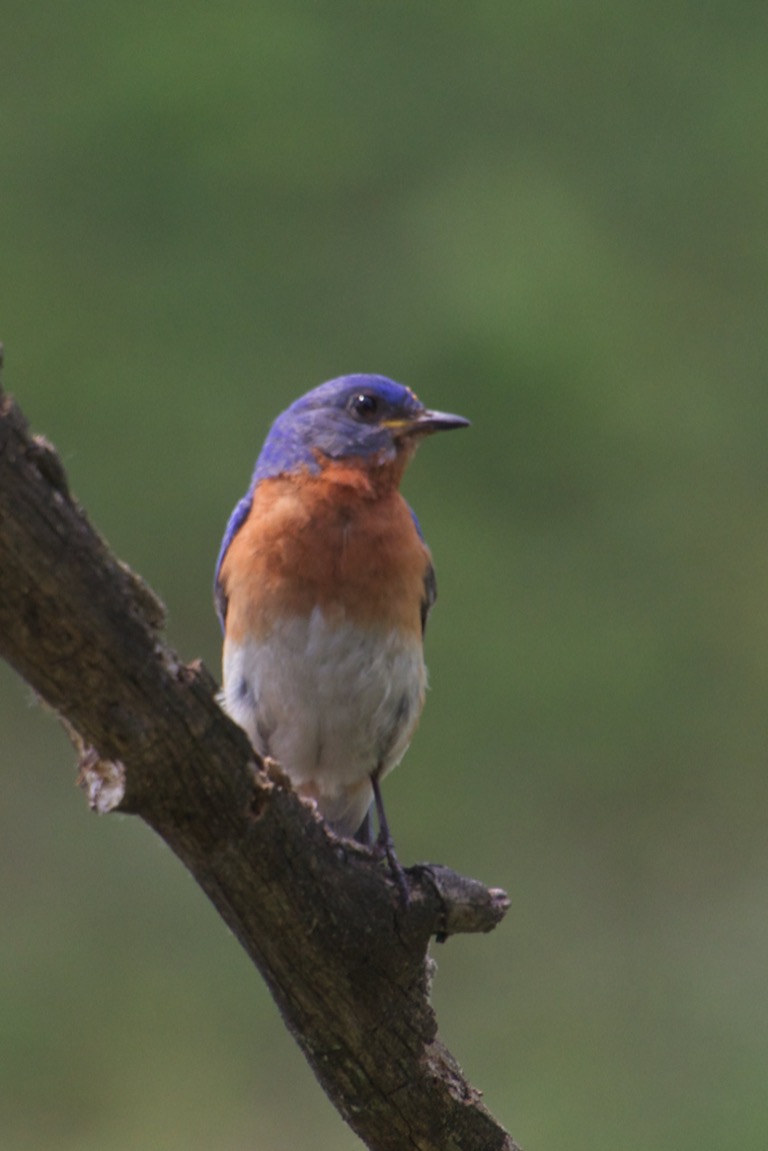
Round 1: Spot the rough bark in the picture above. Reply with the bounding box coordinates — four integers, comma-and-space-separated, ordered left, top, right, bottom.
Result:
0, 354, 519, 1151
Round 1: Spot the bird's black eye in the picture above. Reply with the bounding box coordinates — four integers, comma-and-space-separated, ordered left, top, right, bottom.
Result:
349, 392, 380, 421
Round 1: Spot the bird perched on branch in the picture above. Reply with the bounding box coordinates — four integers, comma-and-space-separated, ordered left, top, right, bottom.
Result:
215, 374, 469, 892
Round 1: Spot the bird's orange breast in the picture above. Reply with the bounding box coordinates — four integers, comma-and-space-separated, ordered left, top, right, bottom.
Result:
219, 464, 431, 644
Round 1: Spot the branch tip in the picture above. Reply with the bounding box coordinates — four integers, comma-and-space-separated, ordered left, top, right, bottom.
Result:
412, 864, 510, 939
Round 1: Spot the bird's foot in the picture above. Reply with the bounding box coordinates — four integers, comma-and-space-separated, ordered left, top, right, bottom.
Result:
370, 770, 409, 906
373, 826, 410, 907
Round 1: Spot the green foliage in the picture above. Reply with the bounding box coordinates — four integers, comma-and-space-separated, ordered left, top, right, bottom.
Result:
3, 2, 768, 1148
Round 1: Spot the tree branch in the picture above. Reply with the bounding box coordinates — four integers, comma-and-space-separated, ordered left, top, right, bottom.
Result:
0, 356, 519, 1151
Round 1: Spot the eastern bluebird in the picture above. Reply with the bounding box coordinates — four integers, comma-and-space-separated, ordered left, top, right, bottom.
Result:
214, 374, 468, 888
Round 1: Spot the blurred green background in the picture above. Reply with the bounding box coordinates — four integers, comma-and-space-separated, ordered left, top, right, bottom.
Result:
3, 2, 768, 1148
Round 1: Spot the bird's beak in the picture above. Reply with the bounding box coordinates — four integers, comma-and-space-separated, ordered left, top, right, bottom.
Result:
383, 409, 470, 437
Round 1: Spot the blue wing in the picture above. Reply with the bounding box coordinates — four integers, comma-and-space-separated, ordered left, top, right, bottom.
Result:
214, 491, 253, 631
409, 505, 436, 635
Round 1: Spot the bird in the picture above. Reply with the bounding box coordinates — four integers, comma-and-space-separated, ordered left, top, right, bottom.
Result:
214, 374, 469, 891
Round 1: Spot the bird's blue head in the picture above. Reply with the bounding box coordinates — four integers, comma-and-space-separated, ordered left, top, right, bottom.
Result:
252, 374, 469, 482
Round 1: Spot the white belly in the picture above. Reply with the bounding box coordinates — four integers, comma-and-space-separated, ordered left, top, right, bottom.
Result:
221, 607, 426, 835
